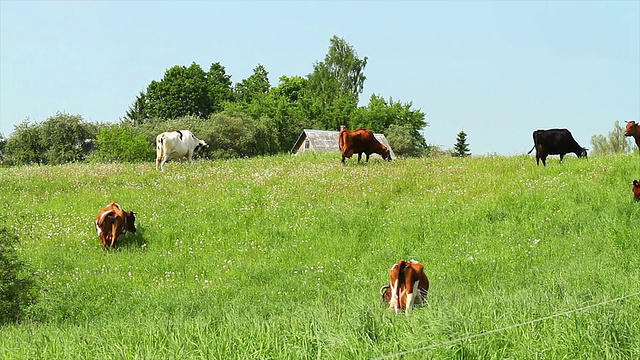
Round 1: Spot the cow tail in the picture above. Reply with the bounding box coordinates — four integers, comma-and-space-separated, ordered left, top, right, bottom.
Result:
109, 217, 119, 247
156, 136, 165, 164
527, 145, 535, 154
395, 260, 410, 307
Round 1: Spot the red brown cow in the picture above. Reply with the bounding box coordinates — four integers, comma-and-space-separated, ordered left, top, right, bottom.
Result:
380, 259, 429, 315
339, 127, 391, 164
95, 202, 137, 248
624, 121, 640, 154
632, 180, 640, 201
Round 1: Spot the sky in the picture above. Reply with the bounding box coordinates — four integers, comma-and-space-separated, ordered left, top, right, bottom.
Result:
1, 1, 638, 155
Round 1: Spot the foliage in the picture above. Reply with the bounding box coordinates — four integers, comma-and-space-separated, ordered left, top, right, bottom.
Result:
307, 36, 367, 130
88, 125, 156, 163
3, 113, 95, 165
385, 123, 425, 157
207, 112, 257, 158
0, 133, 7, 165
424, 144, 452, 157
0, 225, 37, 325
145, 62, 233, 119
39, 113, 96, 164
234, 64, 271, 104
131, 115, 213, 151
2, 36, 436, 166
0, 154, 637, 358
124, 90, 149, 125
355, 94, 428, 152
4, 119, 44, 165
453, 130, 471, 157
590, 120, 634, 155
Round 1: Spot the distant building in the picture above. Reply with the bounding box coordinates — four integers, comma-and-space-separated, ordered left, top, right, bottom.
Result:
291, 129, 396, 159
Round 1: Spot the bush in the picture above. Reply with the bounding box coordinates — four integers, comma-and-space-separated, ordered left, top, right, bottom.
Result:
0, 226, 37, 325
385, 123, 426, 157
3, 113, 97, 166
89, 125, 156, 163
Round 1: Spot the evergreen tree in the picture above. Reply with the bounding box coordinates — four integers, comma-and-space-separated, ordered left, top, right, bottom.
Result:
453, 130, 470, 157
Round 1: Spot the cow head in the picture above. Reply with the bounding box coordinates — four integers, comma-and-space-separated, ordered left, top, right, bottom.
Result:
632, 180, 640, 201
380, 144, 391, 161
625, 121, 638, 137
379, 284, 391, 303
124, 211, 137, 234
578, 148, 588, 158
193, 140, 209, 158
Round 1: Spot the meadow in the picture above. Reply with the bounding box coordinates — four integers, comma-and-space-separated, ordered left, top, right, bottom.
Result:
0, 153, 638, 359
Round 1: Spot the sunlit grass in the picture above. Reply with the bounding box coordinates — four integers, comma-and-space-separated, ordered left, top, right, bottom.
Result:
0, 153, 638, 359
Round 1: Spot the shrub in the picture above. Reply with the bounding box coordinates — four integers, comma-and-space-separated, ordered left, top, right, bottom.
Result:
0, 226, 37, 325
89, 125, 156, 163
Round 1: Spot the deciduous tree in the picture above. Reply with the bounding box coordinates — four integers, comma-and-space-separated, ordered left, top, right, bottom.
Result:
590, 120, 634, 155
307, 36, 367, 130
234, 64, 271, 104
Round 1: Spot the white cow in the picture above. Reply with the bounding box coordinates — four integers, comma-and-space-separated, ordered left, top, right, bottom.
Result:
155, 130, 208, 171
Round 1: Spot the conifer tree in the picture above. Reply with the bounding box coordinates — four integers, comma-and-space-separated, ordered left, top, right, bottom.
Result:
453, 130, 471, 157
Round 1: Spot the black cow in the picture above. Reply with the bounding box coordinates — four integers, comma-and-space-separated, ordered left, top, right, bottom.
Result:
527, 129, 587, 166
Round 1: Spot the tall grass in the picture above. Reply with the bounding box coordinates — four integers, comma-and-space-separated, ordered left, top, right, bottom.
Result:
0, 153, 638, 359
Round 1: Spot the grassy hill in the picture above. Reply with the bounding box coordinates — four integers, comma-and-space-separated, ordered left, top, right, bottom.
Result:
1, 153, 638, 359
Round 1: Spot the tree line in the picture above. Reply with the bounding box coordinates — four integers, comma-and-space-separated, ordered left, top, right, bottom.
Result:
0, 36, 438, 166
0, 35, 632, 166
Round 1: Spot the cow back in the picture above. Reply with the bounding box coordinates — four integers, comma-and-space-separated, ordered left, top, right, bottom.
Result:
533, 129, 586, 156
341, 128, 390, 161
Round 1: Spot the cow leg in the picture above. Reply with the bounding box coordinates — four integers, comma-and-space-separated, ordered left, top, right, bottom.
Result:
366, 153, 370, 162
342, 149, 354, 165
187, 151, 194, 165
391, 279, 401, 314
161, 154, 173, 172
357, 153, 362, 162
542, 155, 547, 166
559, 153, 565, 162
405, 292, 414, 316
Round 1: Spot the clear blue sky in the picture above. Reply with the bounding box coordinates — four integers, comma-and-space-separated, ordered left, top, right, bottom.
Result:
1, 0, 638, 155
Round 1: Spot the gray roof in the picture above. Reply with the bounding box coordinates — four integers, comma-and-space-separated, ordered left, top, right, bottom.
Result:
291, 129, 396, 159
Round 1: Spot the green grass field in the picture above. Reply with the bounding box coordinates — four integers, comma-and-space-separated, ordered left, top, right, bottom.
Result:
1, 153, 639, 359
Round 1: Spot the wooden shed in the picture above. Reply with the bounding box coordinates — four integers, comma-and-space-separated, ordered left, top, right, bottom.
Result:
291, 129, 396, 159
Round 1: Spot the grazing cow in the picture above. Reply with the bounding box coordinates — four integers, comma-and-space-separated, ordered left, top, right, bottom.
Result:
527, 129, 587, 166
339, 127, 391, 164
95, 202, 136, 248
381, 259, 429, 315
155, 130, 209, 171
624, 121, 640, 154
632, 180, 640, 201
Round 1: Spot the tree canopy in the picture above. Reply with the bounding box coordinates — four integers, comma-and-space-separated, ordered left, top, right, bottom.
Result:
2, 36, 431, 165
590, 120, 634, 155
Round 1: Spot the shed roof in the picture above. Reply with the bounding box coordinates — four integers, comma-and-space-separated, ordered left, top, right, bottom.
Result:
291, 129, 396, 159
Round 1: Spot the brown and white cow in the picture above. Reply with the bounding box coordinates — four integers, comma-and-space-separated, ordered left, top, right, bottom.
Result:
380, 259, 429, 315
95, 202, 136, 248
632, 180, 640, 201
156, 130, 208, 171
339, 127, 391, 165
624, 121, 640, 154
